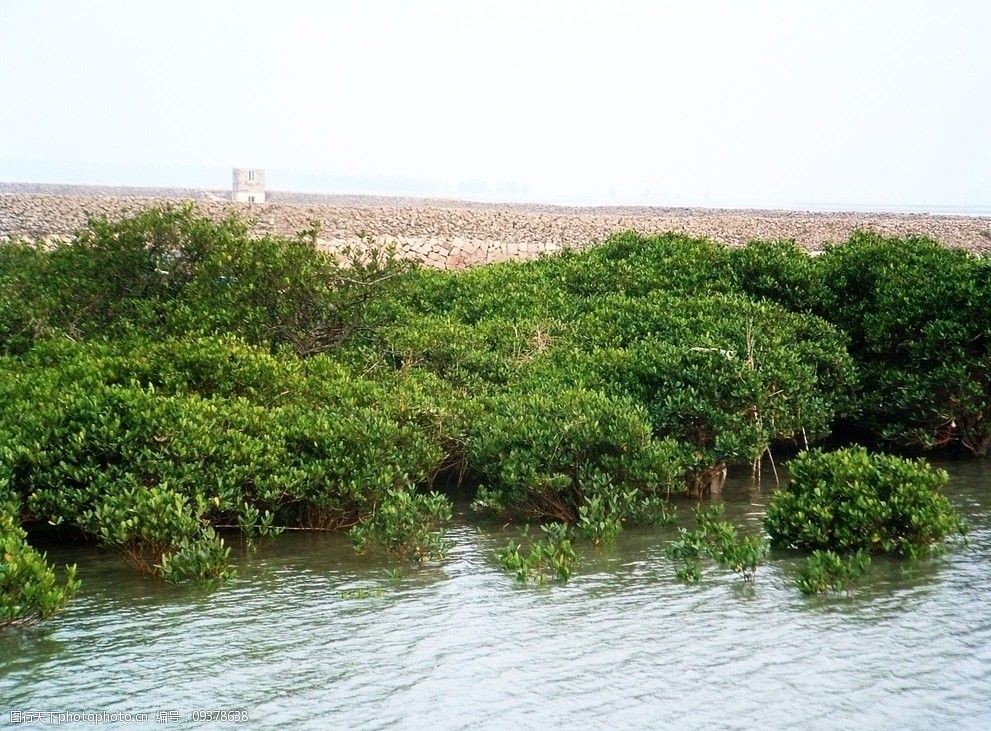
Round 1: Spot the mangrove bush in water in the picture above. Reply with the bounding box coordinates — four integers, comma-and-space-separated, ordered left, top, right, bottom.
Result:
668, 504, 768, 583
795, 550, 871, 596
0, 208, 986, 621
765, 447, 967, 558
1, 487, 78, 628
350, 489, 453, 562
732, 234, 991, 456
496, 523, 579, 584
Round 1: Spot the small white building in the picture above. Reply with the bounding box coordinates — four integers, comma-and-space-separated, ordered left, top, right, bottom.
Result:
232, 168, 265, 203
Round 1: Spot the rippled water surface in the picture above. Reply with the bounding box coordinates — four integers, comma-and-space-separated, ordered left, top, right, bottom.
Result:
3, 462, 990, 730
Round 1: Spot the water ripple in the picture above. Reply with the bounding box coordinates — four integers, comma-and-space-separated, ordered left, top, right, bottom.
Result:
1, 464, 989, 730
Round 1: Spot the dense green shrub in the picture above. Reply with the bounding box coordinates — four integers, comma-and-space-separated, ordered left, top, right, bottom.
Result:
369, 314, 555, 388
551, 231, 733, 301
0, 336, 453, 577
81, 484, 233, 582
1, 488, 78, 629
0, 207, 410, 356
9, 334, 306, 405
158, 528, 236, 584
406, 258, 575, 324
0, 241, 49, 354
469, 387, 687, 525
528, 294, 854, 488
28, 208, 227, 338
765, 448, 967, 557
727, 240, 819, 313
359, 231, 854, 500
176, 225, 411, 356
721, 234, 990, 457
1, 210, 983, 601
795, 550, 871, 595
815, 233, 991, 456
386, 231, 735, 326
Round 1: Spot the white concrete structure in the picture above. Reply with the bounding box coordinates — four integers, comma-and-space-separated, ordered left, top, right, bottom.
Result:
232, 168, 265, 203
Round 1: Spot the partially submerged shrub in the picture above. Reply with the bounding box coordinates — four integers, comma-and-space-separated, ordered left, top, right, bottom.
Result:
576, 483, 678, 544
497, 522, 579, 584
237, 502, 283, 543
1, 491, 78, 629
765, 447, 967, 557
527, 293, 854, 489
0, 337, 452, 578
157, 527, 236, 584
350, 489, 453, 562
575, 487, 626, 545
81, 485, 233, 583
668, 504, 768, 583
1, 211, 985, 605
469, 387, 686, 526
623, 495, 678, 528
796, 550, 871, 595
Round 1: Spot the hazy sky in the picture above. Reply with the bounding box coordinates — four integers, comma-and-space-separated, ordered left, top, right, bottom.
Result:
1, 1, 989, 208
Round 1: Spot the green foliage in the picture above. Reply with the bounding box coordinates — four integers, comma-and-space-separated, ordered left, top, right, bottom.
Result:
624, 495, 678, 528
512, 290, 853, 490
177, 226, 411, 356
496, 522, 579, 584
668, 504, 768, 582
727, 240, 820, 313
0, 335, 452, 578
370, 314, 551, 388
0, 240, 49, 354
796, 549, 871, 595
350, 489, 453, 562
675, 561, 702, 584
158, 529, 236, 585
765, 448, 967, 557
814, 233, 991, 456
0, 206, 411, 357
82, 484, 205, 569
469, 386, 687, 527
552, 230, 734, 301
80, 484, 233, 583
575, 485, 628, 545
575, 483, 678, 544
0, 211, 983, 603
33, 207, 228, 338
237, 502, 283, 543
1, 489, 78, 629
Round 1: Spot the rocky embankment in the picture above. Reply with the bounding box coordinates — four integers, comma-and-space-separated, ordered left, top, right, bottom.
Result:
2, 184, 989, 268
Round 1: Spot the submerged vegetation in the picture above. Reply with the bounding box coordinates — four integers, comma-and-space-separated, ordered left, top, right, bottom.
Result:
1, 488, 78, 628
350, 489, 453, 562
669, 504, 768, 583
0, 206, 984, 625
496, 523, 579, 584
796, 550, 871, 596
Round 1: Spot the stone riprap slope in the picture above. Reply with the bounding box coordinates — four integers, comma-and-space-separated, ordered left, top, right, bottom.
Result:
2, 184, 989, 268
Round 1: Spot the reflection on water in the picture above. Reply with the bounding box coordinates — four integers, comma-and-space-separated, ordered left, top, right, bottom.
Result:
2, 462, 990, 730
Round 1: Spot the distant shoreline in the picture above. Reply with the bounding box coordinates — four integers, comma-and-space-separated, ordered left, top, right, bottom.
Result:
2, 181, 989, 218
2, 182, 989, 268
